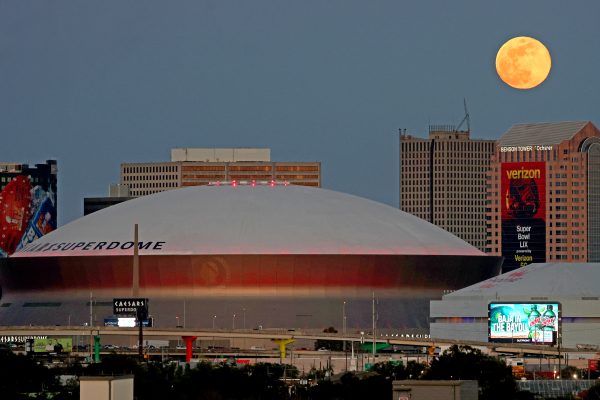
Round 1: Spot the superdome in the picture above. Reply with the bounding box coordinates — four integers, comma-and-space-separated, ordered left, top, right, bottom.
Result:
1, 185, 502, 330
15, 185, 482, 257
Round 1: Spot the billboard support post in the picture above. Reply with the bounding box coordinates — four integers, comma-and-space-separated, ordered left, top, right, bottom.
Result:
113, 297, 149, 361
94, 335, 100, 363
137, 307, 144, 361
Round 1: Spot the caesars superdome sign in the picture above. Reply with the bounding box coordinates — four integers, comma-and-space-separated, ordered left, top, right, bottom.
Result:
18, 240, 166, 254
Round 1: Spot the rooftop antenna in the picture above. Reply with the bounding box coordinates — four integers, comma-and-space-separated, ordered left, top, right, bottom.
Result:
455, 98, 470, 133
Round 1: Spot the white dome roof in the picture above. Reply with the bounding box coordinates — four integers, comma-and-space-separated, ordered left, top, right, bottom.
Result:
445, 262, 600, 299
14, 185, 483, 257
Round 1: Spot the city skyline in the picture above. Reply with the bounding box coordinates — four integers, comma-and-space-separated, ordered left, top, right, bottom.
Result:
1, 1, 599, 225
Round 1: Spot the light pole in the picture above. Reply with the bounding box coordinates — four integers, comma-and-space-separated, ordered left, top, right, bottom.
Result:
212, 315, 217, 329
343, 300, 347, 369
342, 301, 347, 336
342, 300, 347, 354
243, 308, 246, 329
232, 313, 236, 330
372, 292, 376, 359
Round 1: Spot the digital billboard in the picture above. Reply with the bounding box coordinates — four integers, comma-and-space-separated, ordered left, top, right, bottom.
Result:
0, 160, 57, 257
489, 303, 559, 344
501, 162, 546, 270
33, 337, 72, 353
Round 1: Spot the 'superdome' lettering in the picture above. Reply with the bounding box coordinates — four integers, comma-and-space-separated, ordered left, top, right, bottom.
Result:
21, 241, 167, 253
506, 167, 541, 180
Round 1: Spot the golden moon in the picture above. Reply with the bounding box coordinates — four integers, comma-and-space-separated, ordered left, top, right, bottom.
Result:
496, 36, 551, 89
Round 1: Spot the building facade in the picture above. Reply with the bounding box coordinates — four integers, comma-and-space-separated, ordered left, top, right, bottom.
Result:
83, 149, 320, 215
485, 121, 600, 269
400, 127, 495, 251
0, 160, 57, 256
121, 148, 321, 198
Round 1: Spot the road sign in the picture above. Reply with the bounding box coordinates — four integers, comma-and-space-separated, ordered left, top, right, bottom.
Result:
113, 298, 148, 318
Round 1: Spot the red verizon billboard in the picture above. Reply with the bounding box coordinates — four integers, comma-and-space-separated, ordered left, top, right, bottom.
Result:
501, 162, 546, 271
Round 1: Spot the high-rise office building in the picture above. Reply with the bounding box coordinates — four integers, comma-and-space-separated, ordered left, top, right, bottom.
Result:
0, 160, 57, 256
400, 127, 495, 251
485, 121, 600, 270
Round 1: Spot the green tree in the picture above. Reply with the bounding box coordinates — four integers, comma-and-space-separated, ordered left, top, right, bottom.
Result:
560, 364, 583, 379
314, 327, 343, 351
582, 382, 600, 400
0, 350, 61, 399
370, 361, 407, 380
423, 344, 517, 400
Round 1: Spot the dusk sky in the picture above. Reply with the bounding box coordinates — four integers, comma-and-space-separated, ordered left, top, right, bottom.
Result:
1, 0, 599, 225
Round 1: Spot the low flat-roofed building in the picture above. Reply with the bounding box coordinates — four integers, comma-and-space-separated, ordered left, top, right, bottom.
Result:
83, 148, 321, 214
120, 148, 321, 197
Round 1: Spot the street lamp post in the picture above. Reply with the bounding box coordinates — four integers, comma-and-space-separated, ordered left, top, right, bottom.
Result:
343, 301, 347, 370
212, 315, 217, 329
372, 292, 376, 359
342, 301, 347, 336
243, 308, 246, 329
232, 314, 236, 330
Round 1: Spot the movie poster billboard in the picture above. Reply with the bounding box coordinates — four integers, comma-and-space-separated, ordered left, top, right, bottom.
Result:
33, 337, 72, 353
0, 161, 57, 257
489, 303, 559, 344
501, 162, 546, 271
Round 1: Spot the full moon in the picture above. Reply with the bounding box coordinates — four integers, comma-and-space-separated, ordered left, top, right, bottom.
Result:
496, 36, 551, 89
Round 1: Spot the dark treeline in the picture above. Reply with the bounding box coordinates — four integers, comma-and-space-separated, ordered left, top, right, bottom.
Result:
1, 345, 599, 400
